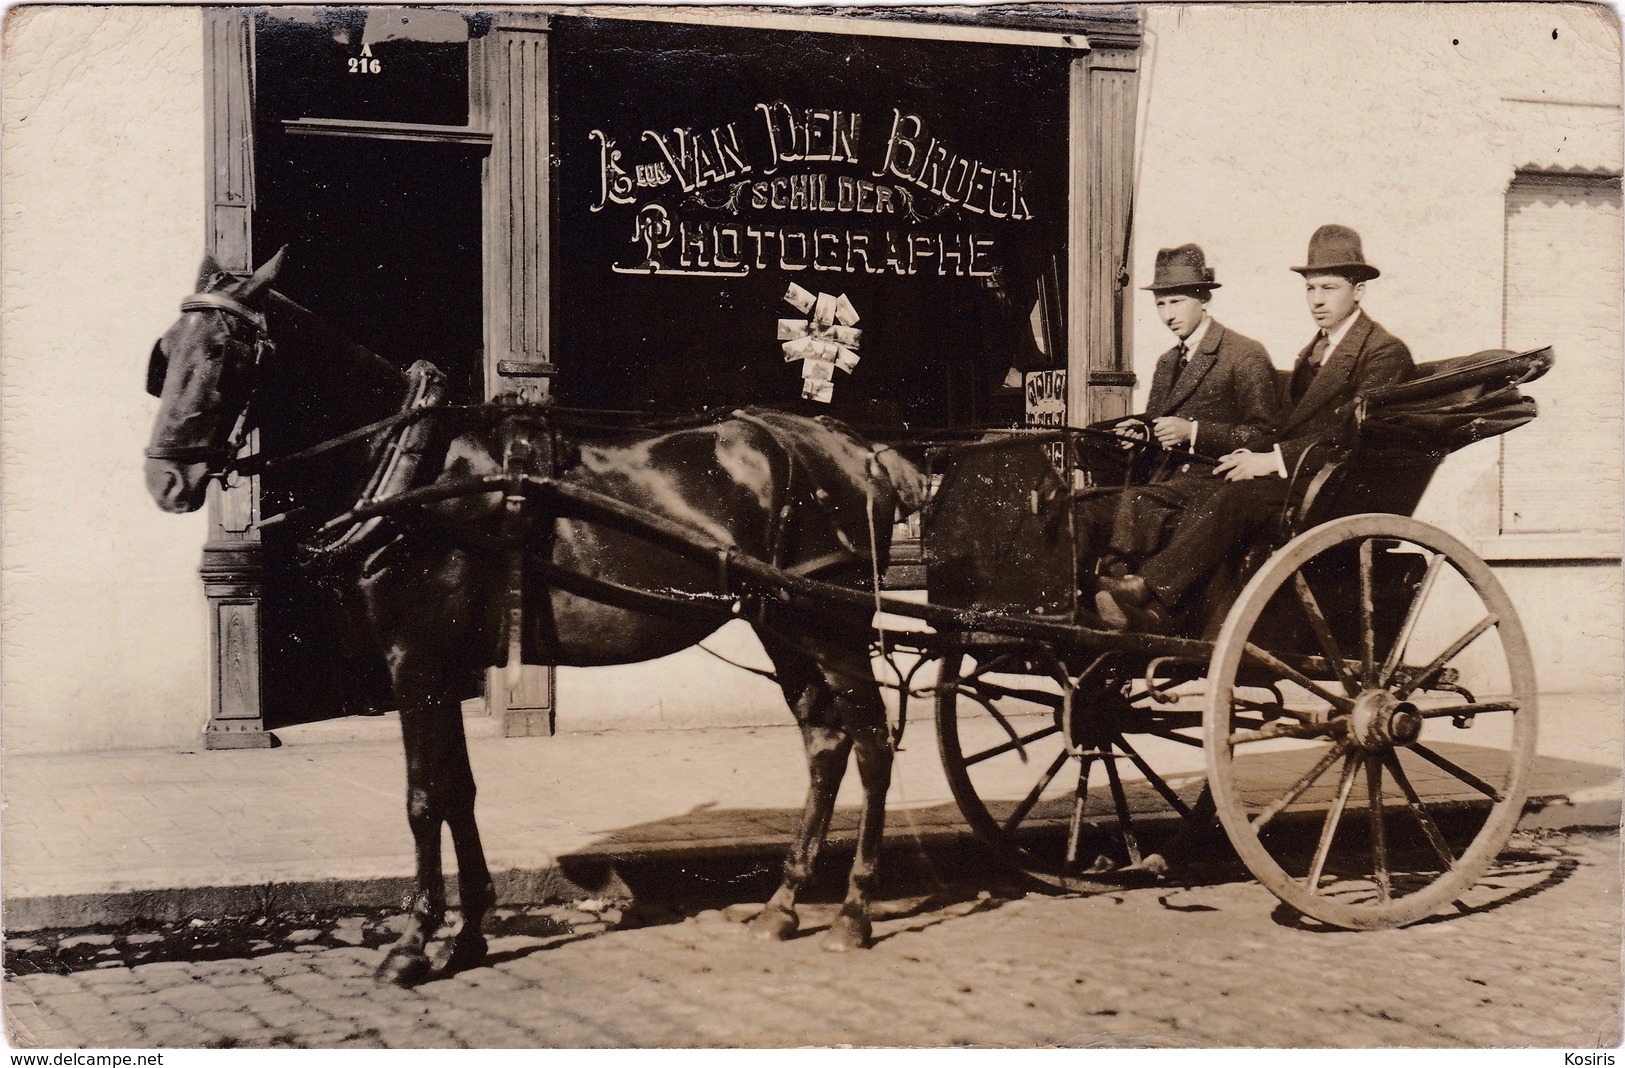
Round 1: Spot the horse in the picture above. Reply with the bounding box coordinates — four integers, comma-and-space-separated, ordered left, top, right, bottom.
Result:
143, 251, 926, 985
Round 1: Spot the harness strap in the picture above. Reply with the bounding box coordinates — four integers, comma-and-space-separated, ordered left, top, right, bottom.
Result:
238, 407, 433, 476
501, 422, 537, 693
180, 292, 269, 335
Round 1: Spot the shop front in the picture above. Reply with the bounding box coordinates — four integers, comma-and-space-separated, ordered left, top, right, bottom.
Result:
196, 5, 1141, 746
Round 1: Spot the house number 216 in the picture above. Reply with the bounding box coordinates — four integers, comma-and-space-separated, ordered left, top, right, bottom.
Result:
348, 57, 381, 74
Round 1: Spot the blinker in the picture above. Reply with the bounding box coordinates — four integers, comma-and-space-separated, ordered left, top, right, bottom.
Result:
146, 340, 168, 398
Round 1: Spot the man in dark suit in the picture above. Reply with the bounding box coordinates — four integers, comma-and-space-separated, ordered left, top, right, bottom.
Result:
1077, 243, 1279, 564
1097, 225, 1416, 630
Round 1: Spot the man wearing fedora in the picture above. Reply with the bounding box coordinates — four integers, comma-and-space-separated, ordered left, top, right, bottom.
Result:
1096, 224, 1415, 631
1076, 242, 1279, 567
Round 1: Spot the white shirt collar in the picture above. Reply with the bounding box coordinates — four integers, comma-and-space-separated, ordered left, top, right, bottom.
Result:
1180, 314, 1212, 354
1322, 308, 1362, 356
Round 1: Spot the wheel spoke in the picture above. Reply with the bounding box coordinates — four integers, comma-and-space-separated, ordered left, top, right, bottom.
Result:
1115, 735, 1195, 819
1366, 753, 1390, 901
1407, 742, 1504, 802
1376, 552, 1445, 687
1065, 756, 1095, 867
1393, 615, 1497, 700
1359, 538, 1377, 685
1001, 750, 1071, 834
1292, 572, 1361, 696
1252, 739, 1352, 830
1243, 643, 1354, 712
964, 723, 1062, 767
1306, 751, 1362, 893
1101, 750, 1143, 866
1383, 751, 1457, 870
1148, 729, 1205, 748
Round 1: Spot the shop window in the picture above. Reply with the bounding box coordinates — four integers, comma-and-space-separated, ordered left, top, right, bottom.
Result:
1500, 170, 1623, 540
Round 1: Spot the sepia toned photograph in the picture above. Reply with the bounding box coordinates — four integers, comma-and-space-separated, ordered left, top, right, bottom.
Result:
2, 0, 1621, 1050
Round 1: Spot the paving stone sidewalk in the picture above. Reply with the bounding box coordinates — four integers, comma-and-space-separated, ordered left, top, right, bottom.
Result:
4, 692, 1618, 930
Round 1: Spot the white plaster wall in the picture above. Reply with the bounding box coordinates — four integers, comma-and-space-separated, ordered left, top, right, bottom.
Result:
2, 7, 211, 753
1133, 2, 1623, 692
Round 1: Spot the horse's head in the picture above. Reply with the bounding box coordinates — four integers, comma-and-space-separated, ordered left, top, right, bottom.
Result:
143, 249, 286, 513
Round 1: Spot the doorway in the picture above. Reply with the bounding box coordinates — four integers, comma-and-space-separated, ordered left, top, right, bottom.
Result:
250, 18, 485, 727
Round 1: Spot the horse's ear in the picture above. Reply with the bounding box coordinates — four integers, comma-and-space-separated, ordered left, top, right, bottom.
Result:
196, 253, 223, 290
236, 245, 290, 303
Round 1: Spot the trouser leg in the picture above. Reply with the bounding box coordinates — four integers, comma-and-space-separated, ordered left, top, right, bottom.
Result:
1140, 478, 1289, 610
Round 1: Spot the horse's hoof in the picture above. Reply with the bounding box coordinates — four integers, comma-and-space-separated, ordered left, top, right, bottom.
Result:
821, 911, 871, 952
747, 904, 799, 942
1129, 853, 1169, 877
447, 933, 488, 973
1085, 854, 1120, 875
376, 948, 432, 987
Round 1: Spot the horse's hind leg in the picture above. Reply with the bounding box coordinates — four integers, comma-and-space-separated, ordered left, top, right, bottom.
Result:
821, 642, 891, 953
747, 639, 852, 942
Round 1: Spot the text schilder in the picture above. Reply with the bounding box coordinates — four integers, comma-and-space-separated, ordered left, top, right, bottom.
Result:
590, 103, 1038, 278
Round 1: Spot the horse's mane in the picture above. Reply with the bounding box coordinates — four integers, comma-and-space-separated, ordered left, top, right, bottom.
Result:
263, 291, 407, 390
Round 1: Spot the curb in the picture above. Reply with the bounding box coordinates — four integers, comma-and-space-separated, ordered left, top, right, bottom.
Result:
1517, 791, 1622, 833
4, 796, 1615, 933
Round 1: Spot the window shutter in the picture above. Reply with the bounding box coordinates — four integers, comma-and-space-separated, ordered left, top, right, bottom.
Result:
1501, 175, 1623, 535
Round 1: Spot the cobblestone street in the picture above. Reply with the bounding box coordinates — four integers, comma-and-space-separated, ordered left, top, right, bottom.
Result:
4, 828, 1619, 1049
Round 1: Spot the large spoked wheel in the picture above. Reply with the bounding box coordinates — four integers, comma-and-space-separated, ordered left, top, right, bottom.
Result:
936, 645, 1207, 891
1205, 514, 1538, 929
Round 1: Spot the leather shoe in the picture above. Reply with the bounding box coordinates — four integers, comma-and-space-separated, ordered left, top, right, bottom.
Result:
1096, 573, 1152, 604
1094, 577, 1171, 633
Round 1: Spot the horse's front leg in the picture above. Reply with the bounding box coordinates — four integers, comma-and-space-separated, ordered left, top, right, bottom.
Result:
444, 714, 495, 973
366, 550, 495, 986
377, 690, 455, 987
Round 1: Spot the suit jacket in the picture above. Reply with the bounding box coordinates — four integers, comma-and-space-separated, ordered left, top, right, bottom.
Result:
1273, 312, 1416, 472
1143, 320, 1281, 456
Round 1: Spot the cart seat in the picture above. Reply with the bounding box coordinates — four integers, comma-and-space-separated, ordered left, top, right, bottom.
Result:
1289, 346, 1552, 534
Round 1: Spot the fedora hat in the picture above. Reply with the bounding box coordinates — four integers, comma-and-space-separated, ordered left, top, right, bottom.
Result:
1142, 243, 1221, 292
1291, 224, 1380, 281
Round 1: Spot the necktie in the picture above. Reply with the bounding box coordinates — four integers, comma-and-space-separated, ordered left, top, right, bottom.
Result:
1308, 331, 1330, 368
1175, 341, 1190, 373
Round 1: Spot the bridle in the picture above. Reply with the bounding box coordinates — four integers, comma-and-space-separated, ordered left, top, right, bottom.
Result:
144, 290, 276, 480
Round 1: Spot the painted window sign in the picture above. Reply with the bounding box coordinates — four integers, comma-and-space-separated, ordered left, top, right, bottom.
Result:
590, 103, 1033, 279
554, 18, 1069, 426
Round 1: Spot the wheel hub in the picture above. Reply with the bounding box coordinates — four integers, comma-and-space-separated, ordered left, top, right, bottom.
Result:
1348, 689, 1423, 750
